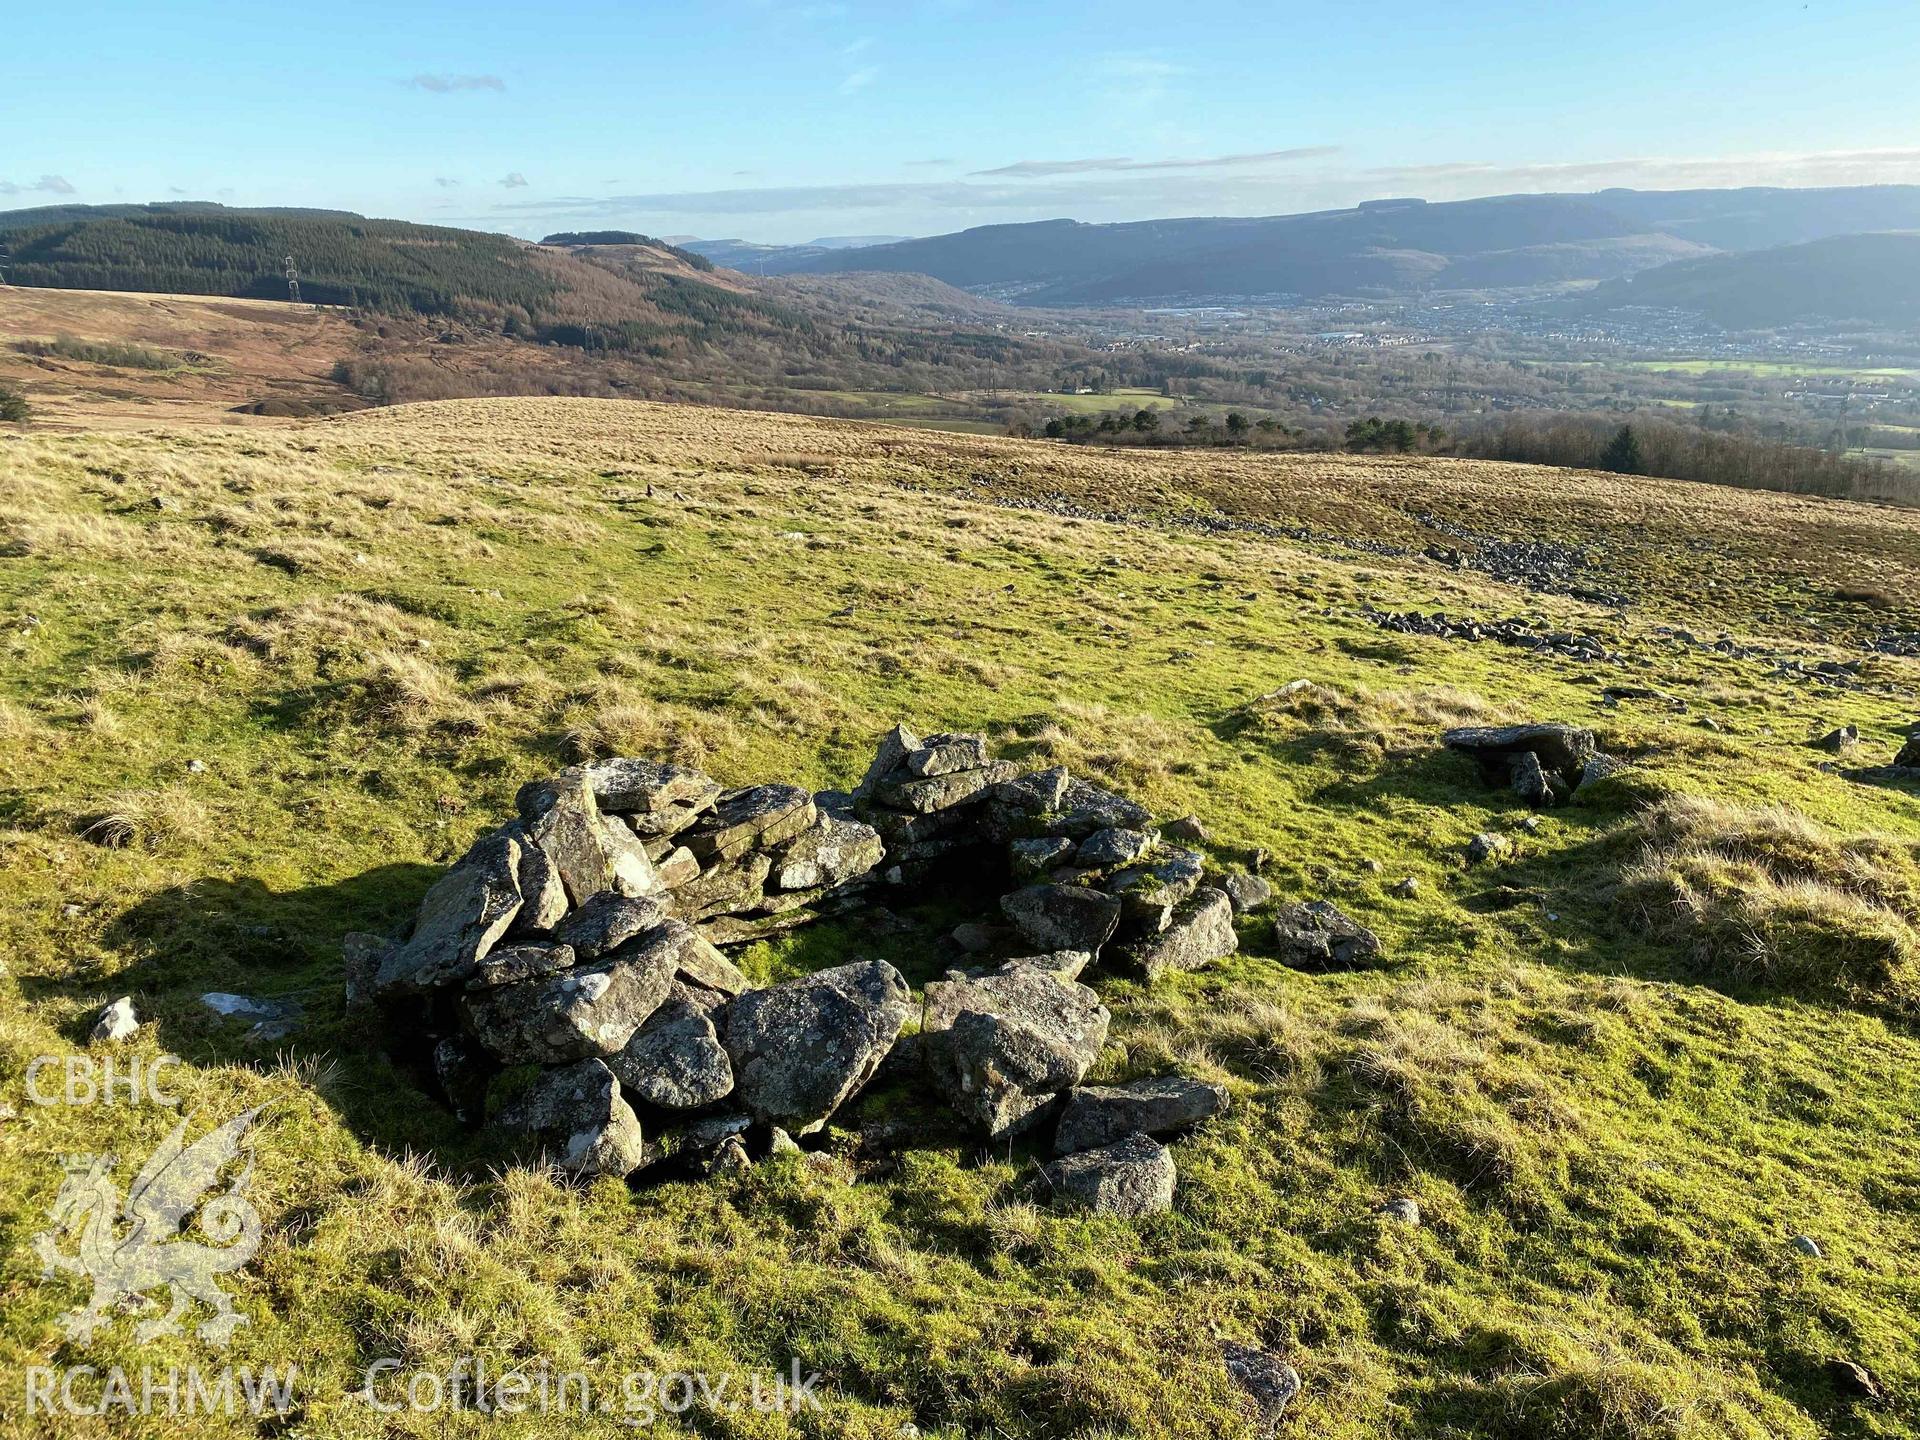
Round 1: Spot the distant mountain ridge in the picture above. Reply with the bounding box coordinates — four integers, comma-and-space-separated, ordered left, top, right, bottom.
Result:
698, 185, 1920, 305
1587, 231, 1920, 328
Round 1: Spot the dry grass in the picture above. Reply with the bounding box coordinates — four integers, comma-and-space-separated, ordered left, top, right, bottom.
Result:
1621, 794, 1920, 1010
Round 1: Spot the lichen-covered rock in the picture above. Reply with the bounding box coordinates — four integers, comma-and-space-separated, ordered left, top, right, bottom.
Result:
905, 732, 988, 778
497, 1058, 646, 1180
1272, 900, 1383, 970
1222, 1343, 1302, 1437
508, 828, 571, 937
573, 757, 720, 835
1010, 835, 1076, 880
1048, 779, 1152, 839
855, 722, 921, 798
462, 945, 674, 1063
1509, 749, 1555, 807
1119, 886, 1237, 979
1042, 1132, 1175, 1216
872, 760, 1017, 815
684, 785, 816, 864
375, 829, 524, 995
1076, 827, 1156, 868
720, 960, 912, 1134
1220, 872, 1273, 913
609, 997, 734, 1110
467, 942, 576, 991
997, 950, 1094, 981
523, 778, 662, 905
1000, 883, 1123, 954
771, 804, 884, 890
552, 893, 668, 961
673, 852, 774, 921
342, 932, 391, 1012
922, 965, 1110, 1136
1106, 847, 1204, 923
1054, 1076, 1228, 1156
654, 846, 700, 889
1444, 723, 1597, 787
1896, 730, 1920, 768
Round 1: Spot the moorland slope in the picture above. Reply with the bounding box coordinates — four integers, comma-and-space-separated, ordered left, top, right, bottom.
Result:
1, 398, 1917, 1438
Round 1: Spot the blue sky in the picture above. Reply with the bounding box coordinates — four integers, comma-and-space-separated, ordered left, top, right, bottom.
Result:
7, 0, 1920, 242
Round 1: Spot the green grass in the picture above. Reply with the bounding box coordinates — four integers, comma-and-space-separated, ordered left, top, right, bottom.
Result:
1, 398, 1918, 1438
1624, 359, 1920, 381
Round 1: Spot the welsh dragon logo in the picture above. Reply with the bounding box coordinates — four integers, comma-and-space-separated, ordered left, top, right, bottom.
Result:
32, 1108, 265, 1346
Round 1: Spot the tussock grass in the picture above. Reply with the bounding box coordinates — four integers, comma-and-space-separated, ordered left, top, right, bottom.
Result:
1621, 794, 1920, 1011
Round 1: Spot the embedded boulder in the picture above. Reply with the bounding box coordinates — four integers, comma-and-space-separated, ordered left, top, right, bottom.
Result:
497, 1057, 647, 1180
1001, 883, 1124, 954
1272, 900, 1383, 970
922, 964, 1112, 1136
1054, 1076, 1229, 1156
1042, 1132, 1175, 1216
720, 960, 912, 1134
1443, 723, 1598, 794
609, 997, 734, 1110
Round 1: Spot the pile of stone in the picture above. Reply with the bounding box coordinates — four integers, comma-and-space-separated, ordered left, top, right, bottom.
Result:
1442, 722, 1619, 808
345, 725, 1257, 1212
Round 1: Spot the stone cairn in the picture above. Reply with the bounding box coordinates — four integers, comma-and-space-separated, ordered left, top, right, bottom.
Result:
343, 724, 1278, 1213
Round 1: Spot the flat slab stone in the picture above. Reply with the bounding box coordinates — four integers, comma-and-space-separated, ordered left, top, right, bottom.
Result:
1443, 723, 1597, 784
905, 732, 988, 778
467, 942, 576, 991
771, 807, 884, 890
552, 893, 669, 961
873, 759, 1017, 815
1055, 1076, 1228, 1156
1048, 779, 1153, 839
375, 829, 524, 995
1077, 827, 1157, 868
1042, 1132, 1175, 1216
684, 785, 816, 863
462, 944, 675, 1064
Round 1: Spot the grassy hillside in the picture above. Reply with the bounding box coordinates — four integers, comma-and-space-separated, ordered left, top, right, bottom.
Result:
2, 397, 1918, 1437
1593, 233, 1920, 328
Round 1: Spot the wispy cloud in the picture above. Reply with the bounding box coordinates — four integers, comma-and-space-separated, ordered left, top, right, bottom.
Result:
407, 73, 505, 93
499, 172, 530, 189
838, 64, 880, 94
0, 174, 76, 196
434, 176, 462, 188
1363, 146, 1920, 189
972, 147, 1339, 179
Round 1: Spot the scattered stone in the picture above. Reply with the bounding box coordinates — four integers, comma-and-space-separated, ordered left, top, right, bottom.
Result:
90, 996, 139, 1044
923, 966, 1111, 1136
1042, 1132, 1175, 1216
767, 1126, 802, 1156
1054, 1076, 1228, 1156
1001, 883, 1124, 954
1576, 752, 1628, 791
1391, 877, 1419, 899
1380, 1197, 1421, 1225
1220, 871, 1273, 913
721, 960, 911, 1134
201, 992, 299, 1028
1896, 731, 1920, 768
497, 1058, 646, 1180
1273, 901, 1383, 969
1509, 750, 1555, 807
1360, 857, 1383, 875
1466, 832, 1508, 865
1120, 887, 1237, 979
342, 931, 390, 1012
1106, 847, 1204, 923
1164, 815, 1209, 844
997, 950, 1093, 981
1825, 1358, 1886, 1403
1076, 827, 1156, 867
1790, 1234, 1823, 1258
610, 998, 734, 1110
1813, 725, 1860, 753
1221, 1343, 1302, 1437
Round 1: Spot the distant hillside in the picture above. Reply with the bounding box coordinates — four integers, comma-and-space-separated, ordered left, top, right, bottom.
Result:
0, 200, 367, 232
751, 184, 1920, 304
1590, 232, 1920, 328
539, 232, 715, 271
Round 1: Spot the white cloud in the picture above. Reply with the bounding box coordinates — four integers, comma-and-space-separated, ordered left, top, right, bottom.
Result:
973, 147, 1339, 179
407, 73, 505, 93
499, 172, 530, 189
838, 64, 880, 94
0, 174, 76, 196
